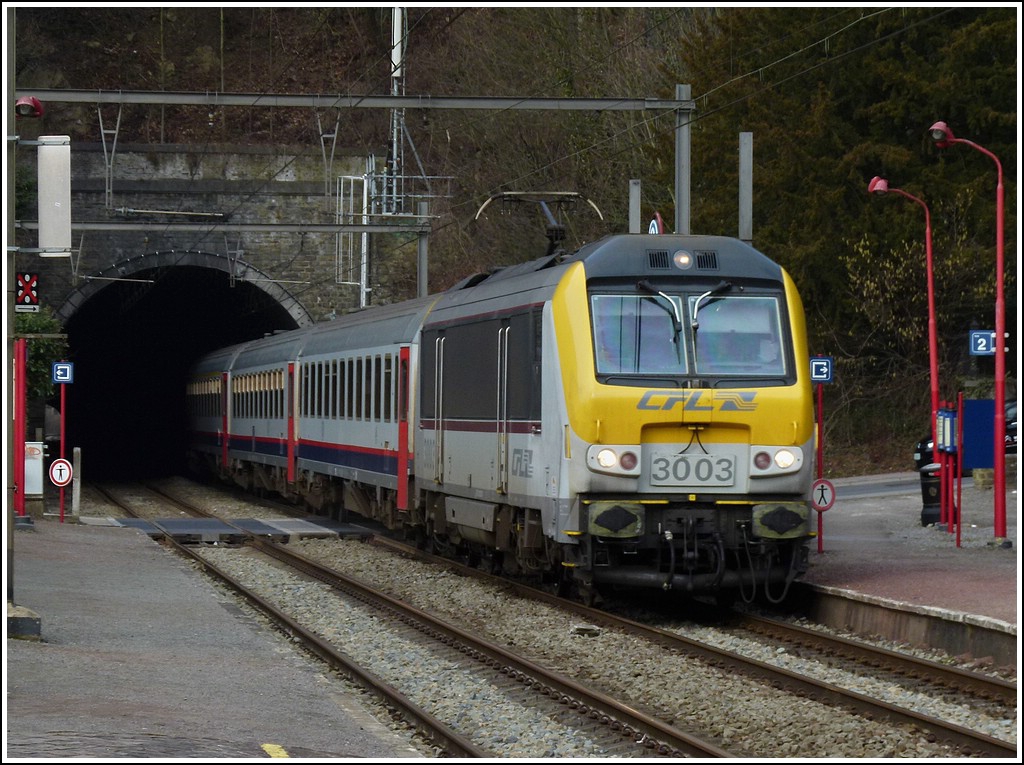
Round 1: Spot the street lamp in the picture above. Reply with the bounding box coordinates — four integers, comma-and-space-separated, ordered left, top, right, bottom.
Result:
868, 176, 940, 467
929, 121, 1007, 540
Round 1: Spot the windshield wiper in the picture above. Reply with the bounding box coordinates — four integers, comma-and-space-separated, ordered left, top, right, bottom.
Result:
637, 279, 683, 341
691, 280, 733, 331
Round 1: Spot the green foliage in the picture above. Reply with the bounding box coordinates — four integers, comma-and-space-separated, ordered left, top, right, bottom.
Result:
15, 307, 68, 402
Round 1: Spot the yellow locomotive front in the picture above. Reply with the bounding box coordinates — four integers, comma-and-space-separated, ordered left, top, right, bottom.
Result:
552, 235, 815, 602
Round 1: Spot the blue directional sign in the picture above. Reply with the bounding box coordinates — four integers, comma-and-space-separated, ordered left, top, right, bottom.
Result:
810, 356, 833, 383
969, 330, 997, 356
52, 361, 74, 384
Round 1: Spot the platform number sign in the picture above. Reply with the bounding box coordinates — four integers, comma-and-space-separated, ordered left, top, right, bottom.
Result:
15, 273, 40, 312
969, 330, 998, 356
810, 356, 833, 383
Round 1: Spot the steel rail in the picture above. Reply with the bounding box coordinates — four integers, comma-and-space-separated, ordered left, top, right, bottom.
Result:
368, 535, 1018, 759
251, 537, 736, 759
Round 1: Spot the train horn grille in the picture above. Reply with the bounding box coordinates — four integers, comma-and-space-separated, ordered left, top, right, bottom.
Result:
647, 250, 671, 269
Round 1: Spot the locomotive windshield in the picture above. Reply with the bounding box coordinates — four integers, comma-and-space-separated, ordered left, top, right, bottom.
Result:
591, 292, 787, 379
592, 294, 687, 374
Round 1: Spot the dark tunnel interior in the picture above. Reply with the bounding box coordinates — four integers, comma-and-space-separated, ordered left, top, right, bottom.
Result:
58, 266, 300, 481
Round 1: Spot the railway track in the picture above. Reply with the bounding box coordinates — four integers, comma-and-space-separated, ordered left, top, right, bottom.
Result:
93, 481, 731, 757
94, 478, 1018, 758
360, 534, 1017, 758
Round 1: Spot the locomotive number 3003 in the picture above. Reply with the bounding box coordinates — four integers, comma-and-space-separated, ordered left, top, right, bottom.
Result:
650, 453, 735, 486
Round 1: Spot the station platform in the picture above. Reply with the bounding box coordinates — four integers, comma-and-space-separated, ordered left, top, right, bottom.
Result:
803, 470, 1017, 629
4, 515, 423, 760
5, 471, 1018, 760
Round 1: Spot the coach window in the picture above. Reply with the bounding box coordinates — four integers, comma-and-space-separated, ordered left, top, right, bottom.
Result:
356, 358, 364, 419
314, 362, 321, 418
309, 364, 315, 417
345, 358, 354, 419
374, 355, 383, 420
383, 354, 393, 422
328, 360, 336, 419
342, 358, 350, 421
365, 355, 374, 421
319, 361, 326, 418
399, 355, 409, 422
278, 369, 284, 419
319, 362, 326, 418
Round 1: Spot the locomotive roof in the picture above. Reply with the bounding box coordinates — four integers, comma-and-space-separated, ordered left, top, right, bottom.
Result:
565, 234, 785, 281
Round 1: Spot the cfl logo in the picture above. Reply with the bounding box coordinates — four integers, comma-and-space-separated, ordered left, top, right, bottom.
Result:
636, 391, 757, 411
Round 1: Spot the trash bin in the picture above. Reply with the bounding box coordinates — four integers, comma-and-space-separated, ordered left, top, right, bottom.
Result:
919, 463, 941, 526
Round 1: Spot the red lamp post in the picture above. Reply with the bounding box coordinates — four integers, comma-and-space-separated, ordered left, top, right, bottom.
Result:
868, 176, 940, 465
929, 121, 1007, 539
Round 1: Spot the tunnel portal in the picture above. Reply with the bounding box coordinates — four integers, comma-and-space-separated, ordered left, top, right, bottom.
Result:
57, 252, 311, 480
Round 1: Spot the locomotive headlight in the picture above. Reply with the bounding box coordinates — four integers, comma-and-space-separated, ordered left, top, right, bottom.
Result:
587, 445, 642, 477
596, 448, 618, 468
774, 449, 796, 469
673, 250, 693, 270
754, 451, 773, 470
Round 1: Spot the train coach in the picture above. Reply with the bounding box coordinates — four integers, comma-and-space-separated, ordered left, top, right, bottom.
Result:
187, 233, 816, 604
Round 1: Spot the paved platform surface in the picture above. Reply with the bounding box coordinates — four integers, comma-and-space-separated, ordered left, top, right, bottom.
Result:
805, 471, 1018, 628
4, 471, 1018, 761
4, 519, 424, 761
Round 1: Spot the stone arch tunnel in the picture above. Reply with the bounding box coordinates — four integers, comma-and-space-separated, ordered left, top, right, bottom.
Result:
54, 251, 312, 480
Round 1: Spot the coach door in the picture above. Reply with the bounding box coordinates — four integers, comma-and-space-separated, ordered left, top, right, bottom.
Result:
496, 322, 511, 494
286, 362, 296, 483
220, 371, 229, 469
397, 347, 411, 508
432, 335, 446, 484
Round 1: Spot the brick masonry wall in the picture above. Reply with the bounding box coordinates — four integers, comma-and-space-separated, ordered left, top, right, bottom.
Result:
15, 142, 420, 322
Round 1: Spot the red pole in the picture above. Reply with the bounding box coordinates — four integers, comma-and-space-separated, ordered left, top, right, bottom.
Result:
13, 338, 26, 516
60, 377, 66, 523
950, 391, 958, 548
867, 178, 939, 468
816, 382, 824, 554
929, 123, 1005, 538
993, 166, 1005, 538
